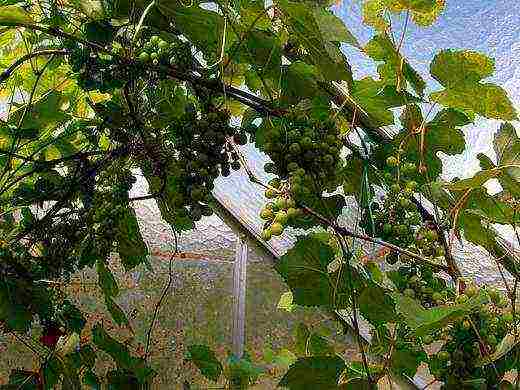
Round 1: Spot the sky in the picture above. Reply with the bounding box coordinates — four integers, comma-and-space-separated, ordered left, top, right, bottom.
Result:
333, 0, 520, 180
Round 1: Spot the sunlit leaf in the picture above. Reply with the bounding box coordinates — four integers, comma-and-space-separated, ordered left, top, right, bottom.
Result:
430, 50, 517, 120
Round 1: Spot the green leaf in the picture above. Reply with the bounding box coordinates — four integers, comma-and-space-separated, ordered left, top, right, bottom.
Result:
42, 356, 62, 389
492, 122, 520, 197
60, 300, 86, 333
294, 322, 311, 356
92, 325, 155, 383
279, 356, 345, 389
105, 297, 129, 327
277, 0, 352, 81
281, 61, 321, 102
312, 8, 359, 47
365, 34, 425, 96
232, 29, 282, 75
342, 152, 380, 202
358, 286, 396, 325
390, 345, 426, 377
186, 345, 223, 382
141, 162, 194, 232
392, 107, 469, 182
0, 279, 33, 331
392, 289, 489, 336
362, 0, 388, 31
273, 349, 298, 368
106, 369, 140, 390
351, 78, 418, 127
7, 370, 40, 389
363, 0, 441, 30
116, 207, 148, 271
0, 5, 33, 24
430, 50, 517, 120
96, 260, 119, 298
410, 0, 445, 26
9, 92, 68, 130
393, 0, 437, 13
226, 355, 264, 387
157, 3, 235, 61
83, 370, 101, 389
70, 0, 105, 20
276, 233, 348, 308
339, 378, 375, 390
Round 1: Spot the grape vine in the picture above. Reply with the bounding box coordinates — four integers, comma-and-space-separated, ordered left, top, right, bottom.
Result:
0, 0, 518, 389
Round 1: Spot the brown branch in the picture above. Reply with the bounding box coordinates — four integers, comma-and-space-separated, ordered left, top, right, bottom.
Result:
301, 204, 452, 275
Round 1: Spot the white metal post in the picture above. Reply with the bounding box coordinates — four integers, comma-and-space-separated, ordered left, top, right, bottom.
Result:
232, 235, 248, 358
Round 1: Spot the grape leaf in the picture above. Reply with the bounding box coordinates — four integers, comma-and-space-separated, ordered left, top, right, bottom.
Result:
279, 356, 345, 389
276, 233, 363, 308
105, 297, 129, 327
157, 3, 236, 61
92, 325, 154, 383
9, 92, 68, 130
430, 50, 517, 120
186, 345, 223, 382
96, 260, 119, 298
116, 207, 148, 271
277, 0, 352, 81
0, 5, 33, 24
392, 289, 489, 336
492, 122, 520, 198
358, 286, 396, 326
390, 107, 470, 182
390, 345, 427, 377
351, 78, 418, 127
365, 34, 425, 96
281, 61, 322, 102
312, 7, 359, 48
363, 0, 442, 30
7, 370, 40, 389
294, 323, 334, 356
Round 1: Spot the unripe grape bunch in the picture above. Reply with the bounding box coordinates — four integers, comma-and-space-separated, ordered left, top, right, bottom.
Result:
138, 35, 192, 70
164, 107, 246, 221
428, 283, 516, 387
263, 115, 343, 195
259, 178, 303, 240
367, 153, 446, 265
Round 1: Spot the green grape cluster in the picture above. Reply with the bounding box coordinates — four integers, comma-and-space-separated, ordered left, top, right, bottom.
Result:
259, 178, 302, 240
138, 35, 193, 70
428, 285, 515, 387
262, 116, 342, 195
367, 155, 445, 264
85, 192, 127, 256
395, 264, 453, 308
164, 107, 243, 221
66, 41, 126, 93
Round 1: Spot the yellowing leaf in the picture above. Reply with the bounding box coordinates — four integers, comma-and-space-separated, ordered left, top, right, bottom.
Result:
430, 50, 517, 120
0, 5, 33, 24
